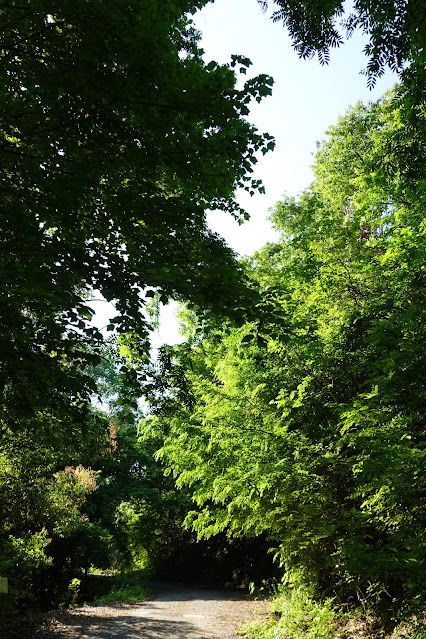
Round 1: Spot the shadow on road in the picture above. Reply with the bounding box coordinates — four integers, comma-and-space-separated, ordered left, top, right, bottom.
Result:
0, 581, 267, 639
50, 610, 200, 639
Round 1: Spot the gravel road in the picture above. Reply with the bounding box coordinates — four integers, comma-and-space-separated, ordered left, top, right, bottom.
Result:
44, 582, 269, 639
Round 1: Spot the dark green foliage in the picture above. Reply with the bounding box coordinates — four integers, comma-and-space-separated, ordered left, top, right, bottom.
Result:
83, 347, 192, 572
87, 414, 193, 573
0, 431, 110, 610
0, 0, 273, 432
0, 0, 274, 611
259, 0, 426, 85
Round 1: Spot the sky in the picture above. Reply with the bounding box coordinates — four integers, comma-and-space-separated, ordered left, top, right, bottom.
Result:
194, 0, 398, 257
92, 0, 398, 346
151, 0, 398, 345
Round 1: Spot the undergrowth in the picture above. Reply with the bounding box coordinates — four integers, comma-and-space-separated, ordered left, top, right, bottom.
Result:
241, 586, 425, 639
243, 586, 340, 639
91, 583, 150, 606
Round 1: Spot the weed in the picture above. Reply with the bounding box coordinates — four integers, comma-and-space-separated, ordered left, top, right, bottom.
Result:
91, 584, 150, 606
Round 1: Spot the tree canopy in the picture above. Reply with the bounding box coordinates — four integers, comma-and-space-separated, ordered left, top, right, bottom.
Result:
0, 0, 273, 611
0, 0, 274, 431
141, 90, 426, 611
1, 0, 425, 624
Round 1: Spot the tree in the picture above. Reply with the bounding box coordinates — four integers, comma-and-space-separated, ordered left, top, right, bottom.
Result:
258, 0, 426, 85
0, 0, 275, 609
0, 0, 273, 434
0, 421, 109, 611
140, 91, 426, 614
84, 349, 193, 573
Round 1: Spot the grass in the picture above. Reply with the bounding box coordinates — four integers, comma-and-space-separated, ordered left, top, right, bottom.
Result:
241, 585, 425, 639
242, 586, 341, 639
91, 583, 150, 606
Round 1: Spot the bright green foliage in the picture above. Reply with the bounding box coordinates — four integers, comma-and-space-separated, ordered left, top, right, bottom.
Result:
244, 585, 340, 639
91, 583, 150, 606
141, 89, 426, 613
258, 0, 426, 85
243, 583, 424, 639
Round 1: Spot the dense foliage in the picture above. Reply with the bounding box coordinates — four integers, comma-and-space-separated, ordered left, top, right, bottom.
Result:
1, 0, 425, 626
141, 89, 426, 617
87, 408, 193, 575
0, 0, 274, 612
0, 0, 273, 431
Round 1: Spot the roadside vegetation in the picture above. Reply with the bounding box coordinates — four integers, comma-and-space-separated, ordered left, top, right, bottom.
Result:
90, 583, 150, 607
243, 585, 425, 639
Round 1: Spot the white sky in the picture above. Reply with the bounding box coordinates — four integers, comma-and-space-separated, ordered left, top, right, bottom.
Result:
195, 0, 398, 257
92, 0, 398, 346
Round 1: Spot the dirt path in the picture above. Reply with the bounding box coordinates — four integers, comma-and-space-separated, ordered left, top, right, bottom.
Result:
44, 582, 269, 639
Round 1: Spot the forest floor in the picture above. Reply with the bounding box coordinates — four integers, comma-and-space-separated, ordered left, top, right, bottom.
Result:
3, 582, 270, 639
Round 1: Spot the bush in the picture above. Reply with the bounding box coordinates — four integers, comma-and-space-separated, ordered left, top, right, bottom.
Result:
91, 584, 150, 606
243, 586, 340, 639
